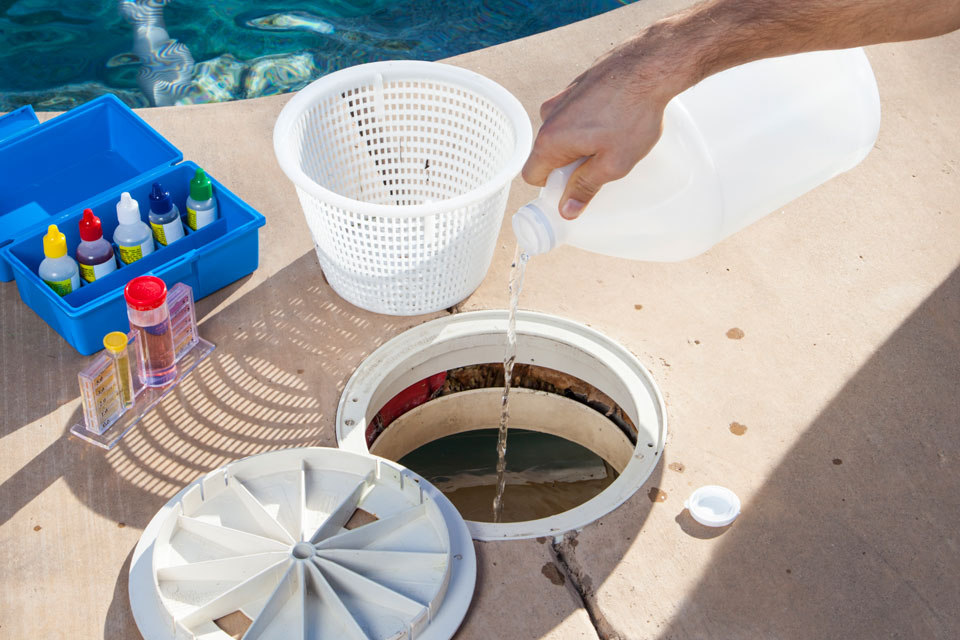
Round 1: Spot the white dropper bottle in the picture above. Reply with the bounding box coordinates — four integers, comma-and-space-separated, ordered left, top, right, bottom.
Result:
114, 192, 156, 265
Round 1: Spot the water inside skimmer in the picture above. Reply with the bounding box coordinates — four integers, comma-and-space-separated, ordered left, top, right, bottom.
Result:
400, 428, 618, 523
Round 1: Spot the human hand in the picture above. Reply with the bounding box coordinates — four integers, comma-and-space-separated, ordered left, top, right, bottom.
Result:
521, 30, 690, 219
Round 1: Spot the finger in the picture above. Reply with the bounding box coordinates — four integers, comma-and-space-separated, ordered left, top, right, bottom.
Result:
522, 115, 592, 186
521, 142, 554, 187
558, 155, 625, 220
522, 141, 589, 189
523, 101, 570, 186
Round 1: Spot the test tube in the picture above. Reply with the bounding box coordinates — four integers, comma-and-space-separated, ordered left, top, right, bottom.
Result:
103, 331, 135, 407
124, 275, 177, 387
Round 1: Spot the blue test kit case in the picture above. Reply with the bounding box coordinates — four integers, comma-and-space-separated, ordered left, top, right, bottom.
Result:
0, 95, 266, 354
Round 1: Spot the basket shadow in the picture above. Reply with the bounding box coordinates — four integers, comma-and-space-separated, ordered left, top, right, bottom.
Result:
0, 251, 436, 531
55, 250, 443, 528
0, 273, 250, 439
7, 247, 662, 639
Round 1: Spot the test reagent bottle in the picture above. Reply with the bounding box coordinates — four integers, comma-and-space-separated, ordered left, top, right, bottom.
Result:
185, 168, 218, 231
39, 224, 80, 296
148, 182, 184, 247
76, 208, 118, 283
114, 192, 155, 264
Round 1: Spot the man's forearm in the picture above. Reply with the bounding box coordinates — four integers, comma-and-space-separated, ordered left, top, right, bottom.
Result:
521, 0, 960, 213
637, 0, 960, 97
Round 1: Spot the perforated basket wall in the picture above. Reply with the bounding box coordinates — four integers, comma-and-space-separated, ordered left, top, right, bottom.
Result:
274, 61, 531, 315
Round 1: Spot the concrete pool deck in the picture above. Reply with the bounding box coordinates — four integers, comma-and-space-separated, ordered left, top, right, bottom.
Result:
2, 0, 959, 637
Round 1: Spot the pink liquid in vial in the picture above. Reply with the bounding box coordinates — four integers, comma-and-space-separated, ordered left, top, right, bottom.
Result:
125, 275, 177, 387
134, 319, 176, 386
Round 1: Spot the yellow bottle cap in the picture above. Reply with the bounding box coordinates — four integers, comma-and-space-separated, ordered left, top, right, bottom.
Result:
103, 331, 129, 353
43, 224, 67, 259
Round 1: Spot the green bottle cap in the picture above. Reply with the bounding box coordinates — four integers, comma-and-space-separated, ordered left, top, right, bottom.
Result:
189, 168, 213, 201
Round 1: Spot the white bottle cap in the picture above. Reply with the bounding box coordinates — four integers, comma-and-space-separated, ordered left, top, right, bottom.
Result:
512, 203, 555, 255
684, 485, 741, 527
117, 192, 141, 225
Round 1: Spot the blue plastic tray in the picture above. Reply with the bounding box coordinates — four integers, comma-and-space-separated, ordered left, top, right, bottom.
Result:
0, 95, 265, 354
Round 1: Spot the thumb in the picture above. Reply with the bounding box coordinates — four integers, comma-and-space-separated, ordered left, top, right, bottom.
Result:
558, 155, 618, 220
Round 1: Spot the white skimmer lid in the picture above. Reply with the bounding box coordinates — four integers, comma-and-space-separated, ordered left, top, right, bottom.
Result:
129, 447, 476, 640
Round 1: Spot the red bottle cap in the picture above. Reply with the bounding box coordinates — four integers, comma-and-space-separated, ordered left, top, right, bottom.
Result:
78, 208, 103, 242
124, 276, 168, 311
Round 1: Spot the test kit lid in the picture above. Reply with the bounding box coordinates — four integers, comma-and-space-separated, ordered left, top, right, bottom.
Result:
189, 167, 213, 201
78, 208, 103, 242
116, 192, 142, 225
684, 485, 741, 527
124, 275, 167, 311
148, 182, 173, 215
42, 224, 67, 259
129, 448, 476, 640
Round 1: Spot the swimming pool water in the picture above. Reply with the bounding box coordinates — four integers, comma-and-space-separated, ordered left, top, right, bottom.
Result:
0, 0, 634, 110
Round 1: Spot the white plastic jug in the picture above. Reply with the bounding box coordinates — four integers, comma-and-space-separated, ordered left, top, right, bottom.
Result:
512, 48, 881, 260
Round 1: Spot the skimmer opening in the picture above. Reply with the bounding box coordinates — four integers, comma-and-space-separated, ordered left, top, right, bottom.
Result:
337, 310, 667, 541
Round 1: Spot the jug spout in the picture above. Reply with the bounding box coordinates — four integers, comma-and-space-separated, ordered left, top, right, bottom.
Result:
512, 201, 556, 256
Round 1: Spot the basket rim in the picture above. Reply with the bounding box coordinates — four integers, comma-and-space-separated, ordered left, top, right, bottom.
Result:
273, 60, 533, 218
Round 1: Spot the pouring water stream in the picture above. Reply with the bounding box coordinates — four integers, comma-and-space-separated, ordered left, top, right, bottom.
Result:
492, 244, 529, 522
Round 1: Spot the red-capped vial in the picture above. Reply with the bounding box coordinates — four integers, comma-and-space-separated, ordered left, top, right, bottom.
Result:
76, 208, 117, 283
125, 276, 176, 386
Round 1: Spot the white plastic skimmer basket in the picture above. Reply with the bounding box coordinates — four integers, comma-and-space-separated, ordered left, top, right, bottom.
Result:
274, 61, 532, 315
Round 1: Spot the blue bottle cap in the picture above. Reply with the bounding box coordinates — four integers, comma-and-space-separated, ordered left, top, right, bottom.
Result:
149, 182, 172, 214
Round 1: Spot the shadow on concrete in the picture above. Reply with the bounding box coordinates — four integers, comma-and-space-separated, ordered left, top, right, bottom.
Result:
0, 276, 251, 529
0, 294, 91, 438
653, 266, 960, 638
0, 273, 249, 438
4, 247, 662, 639
456, 459, 661, 640
1, 252, 434, 532
104, 547, 136, 638
675, 511, 731, 540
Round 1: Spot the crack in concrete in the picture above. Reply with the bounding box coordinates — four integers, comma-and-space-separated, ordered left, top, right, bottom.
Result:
550, 532, 624, 640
